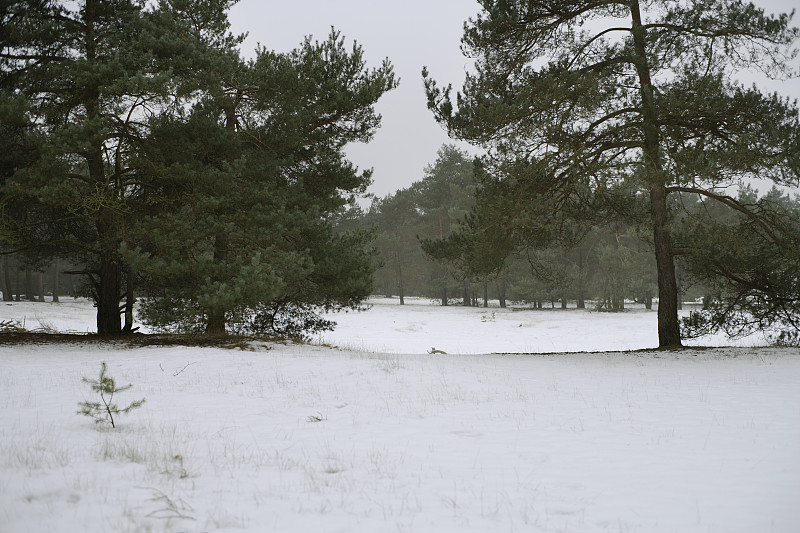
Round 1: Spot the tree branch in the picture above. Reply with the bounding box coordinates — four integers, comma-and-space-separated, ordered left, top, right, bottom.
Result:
666, 186, 781, 244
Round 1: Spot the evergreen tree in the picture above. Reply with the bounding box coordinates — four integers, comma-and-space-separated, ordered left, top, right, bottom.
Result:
679, 187, 800, 343
369, 188, 425, 304
127, 31, 396, 335
424, 0, 800, 347
422, 154, 603, 308
365, 145, 477, 304
1, 0, 242, 334
413, 145, 476, 302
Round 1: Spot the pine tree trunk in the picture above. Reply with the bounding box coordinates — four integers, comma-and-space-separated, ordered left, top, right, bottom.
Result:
441, 286, 448, 306
86, 0, 121, 335
463, 286, 470, 307
205, 313, 226, 335
25, 269, 35, 301
2, 258, 12, 301
97, 251, 122, 335
122, 266, 134, 334
577, 253, 586, 309
203, 105, 238, 337
398, 278, 404, 305
650, 184, 680, 344
0, 257, 7, 301
13, 268, 20, 301
397, 254, 404, 305
631, 1, 681, 347
483, 282, 488, 308
205, 232, 229, 335
94, 213, 123, 334
37, 272, 45, 302
51, 259, 60, 303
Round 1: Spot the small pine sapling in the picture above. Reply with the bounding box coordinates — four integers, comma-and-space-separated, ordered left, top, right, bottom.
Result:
78, 362, 146, 428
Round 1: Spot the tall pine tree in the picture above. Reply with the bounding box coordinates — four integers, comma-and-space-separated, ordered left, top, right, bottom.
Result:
424, 0, 800, 347
1, 0, 242, 334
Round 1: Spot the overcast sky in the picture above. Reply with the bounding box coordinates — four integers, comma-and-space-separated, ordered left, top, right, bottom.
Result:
227, 1, 800, 200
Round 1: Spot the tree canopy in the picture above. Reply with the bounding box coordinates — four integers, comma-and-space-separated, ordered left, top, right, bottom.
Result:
1, 1, 396, 336
424, 0, 800, 347
128, 31, 396, 335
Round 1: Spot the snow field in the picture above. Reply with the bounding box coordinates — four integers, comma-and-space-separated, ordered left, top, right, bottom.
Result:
317, 297, 770, 354
0, 297, 798, 532
2, 296, 770, 353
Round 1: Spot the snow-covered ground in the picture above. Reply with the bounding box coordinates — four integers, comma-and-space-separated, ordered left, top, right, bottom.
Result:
1, 297, 798, 532
318, 297, 772, 353
0, 296, 772, 352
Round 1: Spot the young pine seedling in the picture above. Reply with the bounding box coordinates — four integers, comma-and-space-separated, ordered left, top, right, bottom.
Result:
78, 362, 145, 428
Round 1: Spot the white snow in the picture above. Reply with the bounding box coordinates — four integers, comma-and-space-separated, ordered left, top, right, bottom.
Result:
1, 297, 799, 532
318, 297, 772, 354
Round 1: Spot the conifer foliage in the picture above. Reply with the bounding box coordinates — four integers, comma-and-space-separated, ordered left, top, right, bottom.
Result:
1, 1, 396, 336
424, 0, 800, 347
77, 362, 145, 428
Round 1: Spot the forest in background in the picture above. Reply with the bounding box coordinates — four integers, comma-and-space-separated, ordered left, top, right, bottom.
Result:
342, 146, 800, 323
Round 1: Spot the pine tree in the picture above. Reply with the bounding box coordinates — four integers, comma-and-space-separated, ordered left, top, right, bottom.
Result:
424, 0, 800, 347
1, 0, 243, 334
126, 31, 397, 335
678, 187, 800, 343
77, 361, 145, 428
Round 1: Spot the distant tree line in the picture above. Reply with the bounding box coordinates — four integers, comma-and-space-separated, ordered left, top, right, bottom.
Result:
0, 255, 83, 302
350, 145, 662, 310
356, 145, 800, 347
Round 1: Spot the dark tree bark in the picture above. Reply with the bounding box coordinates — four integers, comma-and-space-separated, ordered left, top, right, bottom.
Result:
398, 269, 405, 306
205, 232, 229, 336
37, 272, 45, 302
631, 1, 681, 346
96, 251, 122, 335
2, 259, 11, 302
0, 257, 7, 302
13, 268, 21, 301
86, 0, 122, 335
25, 269, 35, 301
577, 254, 586, 309
51, 259, 59, 303
122, 266, 135, 334
205, 313, 226, 336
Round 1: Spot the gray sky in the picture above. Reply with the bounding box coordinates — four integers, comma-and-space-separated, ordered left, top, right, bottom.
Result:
227, 1, 800, 200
